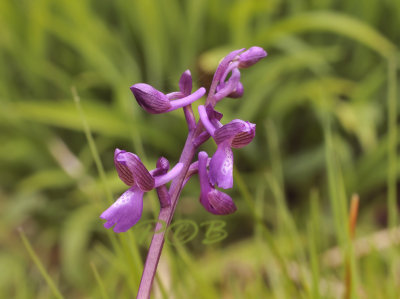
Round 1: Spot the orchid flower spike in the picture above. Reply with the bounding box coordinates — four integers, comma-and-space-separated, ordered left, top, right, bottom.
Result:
103, 47, 267, 299
198, 105, 256, 189
130, 83, 205, 114
198, 151, 237, 215
100, 149, 183, 232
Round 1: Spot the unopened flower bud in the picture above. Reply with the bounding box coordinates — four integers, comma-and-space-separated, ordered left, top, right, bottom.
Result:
238, 47, 267, 68
130, 83, 171, 114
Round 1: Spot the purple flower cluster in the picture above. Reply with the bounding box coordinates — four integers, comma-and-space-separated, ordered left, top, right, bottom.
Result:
100, 47, 267, 233
101, 149, 183, 233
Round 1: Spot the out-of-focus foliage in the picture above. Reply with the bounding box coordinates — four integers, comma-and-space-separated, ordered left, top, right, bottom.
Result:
0, 0, 399, 298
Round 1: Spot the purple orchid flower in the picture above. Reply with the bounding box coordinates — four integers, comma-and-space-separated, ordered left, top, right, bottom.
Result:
198, 151, 236, 215
113, 149, 155, 191
100, 149, 183, 233
198, 105, 256, 189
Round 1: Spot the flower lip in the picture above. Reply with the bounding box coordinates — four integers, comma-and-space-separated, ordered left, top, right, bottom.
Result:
214, 120, 256, 148
114, 149, 155, 191
130, 83, 171, 114
209, 142, 234, 189
100, 186, 144, 233
238, 46, 267, 68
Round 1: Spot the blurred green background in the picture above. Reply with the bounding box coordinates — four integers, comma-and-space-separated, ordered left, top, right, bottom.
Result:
1, 0, 399, 298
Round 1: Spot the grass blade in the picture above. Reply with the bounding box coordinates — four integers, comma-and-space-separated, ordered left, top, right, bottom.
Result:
71, 86, 113, 204
90, 261, 109, 299
19, 229, 64, 299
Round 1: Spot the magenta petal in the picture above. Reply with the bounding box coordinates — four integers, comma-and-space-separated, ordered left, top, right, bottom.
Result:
209, 142, 233, 189
179, 70, 192, 96
130, 83, 171, 114
115, 150, 154, 191
100, 186, 144, 233
214, 120, 256, 148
